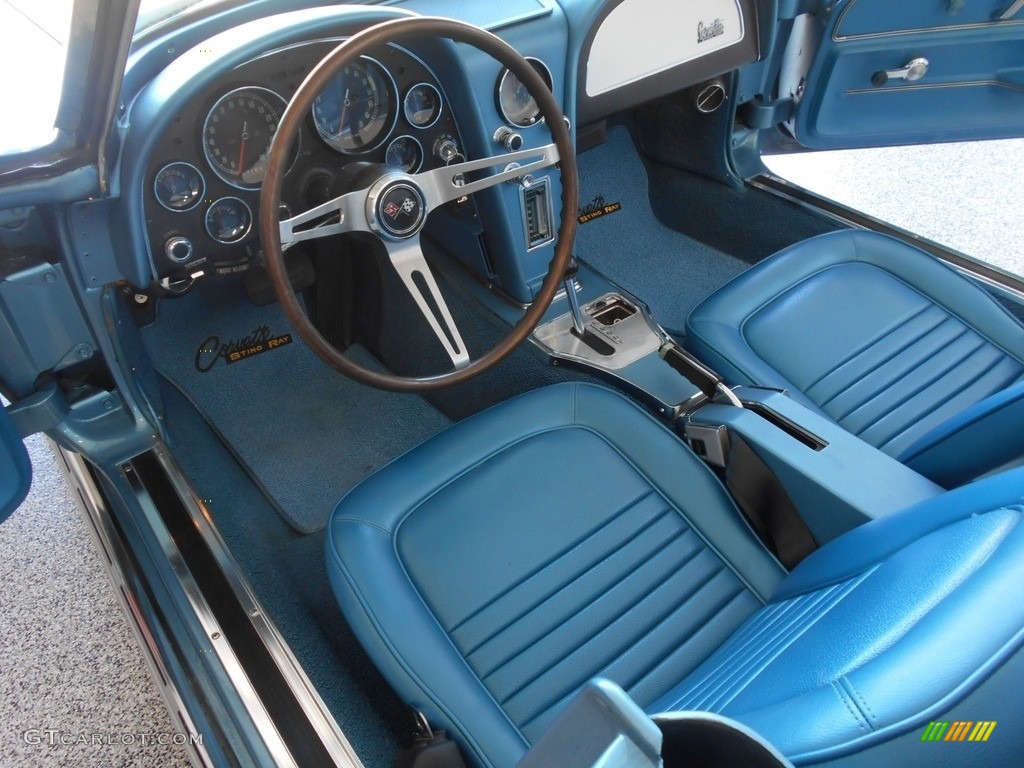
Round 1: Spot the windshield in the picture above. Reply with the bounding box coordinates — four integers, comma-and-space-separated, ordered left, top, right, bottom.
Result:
0, 0, 74, 154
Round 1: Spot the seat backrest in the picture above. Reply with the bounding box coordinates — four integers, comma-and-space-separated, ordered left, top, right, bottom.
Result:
686, 229, 1024, 485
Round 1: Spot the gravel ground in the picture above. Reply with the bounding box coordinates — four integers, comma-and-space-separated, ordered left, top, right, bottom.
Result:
0, 434, 191, 768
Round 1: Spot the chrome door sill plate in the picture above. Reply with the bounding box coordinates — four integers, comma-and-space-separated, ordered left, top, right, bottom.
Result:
534, 292, 665, 370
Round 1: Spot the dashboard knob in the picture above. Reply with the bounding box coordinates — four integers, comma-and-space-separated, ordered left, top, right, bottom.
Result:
164, 236, 194, 263
493, 126, 524, 152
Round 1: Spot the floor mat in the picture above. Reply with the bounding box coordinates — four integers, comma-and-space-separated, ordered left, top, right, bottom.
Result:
141, 278, 453, 533
575, 126, 749, 332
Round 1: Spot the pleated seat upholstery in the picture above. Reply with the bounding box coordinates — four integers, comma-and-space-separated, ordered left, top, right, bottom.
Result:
326, 382, 1024, 767
685, 230, 1024, 486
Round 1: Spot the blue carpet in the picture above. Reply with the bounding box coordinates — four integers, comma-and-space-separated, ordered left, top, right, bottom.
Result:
575, 126, 748, 333
141, 278, 452, 533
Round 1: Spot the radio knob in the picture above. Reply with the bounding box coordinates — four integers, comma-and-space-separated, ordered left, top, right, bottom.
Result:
164, 236, 193, 263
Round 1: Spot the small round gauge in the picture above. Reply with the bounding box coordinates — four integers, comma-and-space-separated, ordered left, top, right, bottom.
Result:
403, 83, 442, 129
205, 196, 252, 244
203, 87, 290, 190
312, 58, 396, 154
496, 57, 553, 127
385, 136, 424, 173
153, 162, 205, 211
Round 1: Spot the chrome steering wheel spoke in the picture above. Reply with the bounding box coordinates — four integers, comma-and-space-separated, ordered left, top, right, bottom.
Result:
386, 236, 471, 370
279, 189, 369, 248
416, 142, 559, 207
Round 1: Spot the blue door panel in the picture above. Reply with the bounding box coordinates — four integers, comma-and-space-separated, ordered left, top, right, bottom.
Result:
835, 0, 1017, 37
0, 405, 31, 523
793, 1, 1024, 149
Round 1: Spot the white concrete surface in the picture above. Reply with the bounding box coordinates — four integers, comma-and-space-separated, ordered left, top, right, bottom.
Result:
765, 140, 1024, 278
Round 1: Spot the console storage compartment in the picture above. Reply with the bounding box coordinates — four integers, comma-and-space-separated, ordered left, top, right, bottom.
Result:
687, 387, 945, 543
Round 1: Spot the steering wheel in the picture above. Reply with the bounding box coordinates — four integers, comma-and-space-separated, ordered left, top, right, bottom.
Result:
259, 16, 578, 392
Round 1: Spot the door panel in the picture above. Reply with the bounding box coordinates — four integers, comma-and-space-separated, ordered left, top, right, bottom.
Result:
791, 0, 1024, 148
0, 403, 31, 523
835, 0, 1023, 37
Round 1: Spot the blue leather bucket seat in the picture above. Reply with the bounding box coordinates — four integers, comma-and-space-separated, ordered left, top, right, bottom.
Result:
685, 230, 1024, 487
326, 382, 1024, 767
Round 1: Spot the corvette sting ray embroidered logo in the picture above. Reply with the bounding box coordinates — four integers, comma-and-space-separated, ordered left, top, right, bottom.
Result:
194, 325, 292, 372
577, 194, 622, 224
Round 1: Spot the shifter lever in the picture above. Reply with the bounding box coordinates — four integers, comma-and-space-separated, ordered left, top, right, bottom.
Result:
563, 256, 587, 336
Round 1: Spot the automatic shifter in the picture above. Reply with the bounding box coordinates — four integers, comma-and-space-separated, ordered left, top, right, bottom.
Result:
561, 257, 615, 356
563, 256, 587, 336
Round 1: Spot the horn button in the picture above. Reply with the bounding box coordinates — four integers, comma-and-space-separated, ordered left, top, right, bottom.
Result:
368, 177, 427, 240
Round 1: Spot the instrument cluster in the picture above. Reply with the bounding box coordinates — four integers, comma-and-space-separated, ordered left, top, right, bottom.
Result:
143, 39, 464, 285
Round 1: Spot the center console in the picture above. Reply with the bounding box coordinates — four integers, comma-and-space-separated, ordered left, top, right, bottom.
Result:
432, 245, 944, 546
527, 260, 945, 545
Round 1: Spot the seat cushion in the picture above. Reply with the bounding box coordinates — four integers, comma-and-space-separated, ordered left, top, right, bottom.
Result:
325, 382, 785, 767
326, 383, 1024, 767
653, 492, 1024, 761
685, 230, 1024, 485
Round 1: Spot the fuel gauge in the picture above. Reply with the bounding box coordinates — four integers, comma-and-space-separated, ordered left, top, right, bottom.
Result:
154, 162, 205, 212
385, 136, 424, 173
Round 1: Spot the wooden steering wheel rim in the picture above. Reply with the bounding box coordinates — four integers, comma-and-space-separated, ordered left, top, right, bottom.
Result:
259, 16, 579, 392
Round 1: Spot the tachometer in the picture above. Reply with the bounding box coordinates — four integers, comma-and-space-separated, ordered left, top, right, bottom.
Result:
312, 58, 395, 154
203, 87, 290, 190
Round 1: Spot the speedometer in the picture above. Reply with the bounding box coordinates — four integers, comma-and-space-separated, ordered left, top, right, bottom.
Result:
312, 58, 396, 154
202, 87, 289, 190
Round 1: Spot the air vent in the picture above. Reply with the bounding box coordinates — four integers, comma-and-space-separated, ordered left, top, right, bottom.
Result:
696, 81, 727, 113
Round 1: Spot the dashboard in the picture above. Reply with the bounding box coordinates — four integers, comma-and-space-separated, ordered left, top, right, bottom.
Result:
144, 39, 470, 281
115, 0, 762, 303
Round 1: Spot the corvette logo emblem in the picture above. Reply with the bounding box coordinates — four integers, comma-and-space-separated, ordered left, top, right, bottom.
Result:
578, 194, 622, 224
697, 18, 725, 43
384, 198, 417, 220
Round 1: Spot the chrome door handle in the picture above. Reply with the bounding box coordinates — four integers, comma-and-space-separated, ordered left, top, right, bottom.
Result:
872, 57, 930, 87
